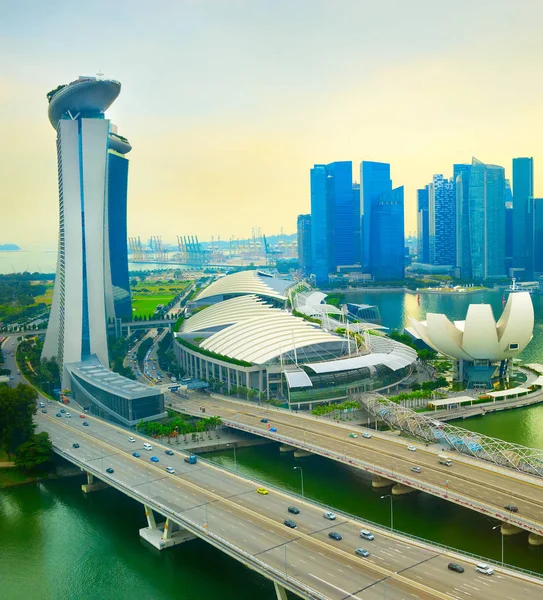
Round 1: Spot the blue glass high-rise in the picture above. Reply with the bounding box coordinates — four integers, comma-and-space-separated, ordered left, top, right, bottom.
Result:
310, 161, 355, 286
297, 214, 312, 276
360, 161, 392, 271
370, 186, 405, 280
417, 187, 430, 263
512, 157, 534, 279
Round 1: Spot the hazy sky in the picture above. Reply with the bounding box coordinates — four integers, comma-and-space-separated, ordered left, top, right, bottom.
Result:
2, 0, 543, 246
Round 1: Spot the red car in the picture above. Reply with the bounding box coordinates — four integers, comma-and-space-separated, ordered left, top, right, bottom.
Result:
79, 414, 86, 419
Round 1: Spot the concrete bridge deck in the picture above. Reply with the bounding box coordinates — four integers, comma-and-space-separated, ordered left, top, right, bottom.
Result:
36, 407, 543, 600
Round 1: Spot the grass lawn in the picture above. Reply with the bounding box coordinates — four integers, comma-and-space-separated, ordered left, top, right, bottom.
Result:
33, 284, 54, 306
131, 295, 176, 318
131, 282, 188, 295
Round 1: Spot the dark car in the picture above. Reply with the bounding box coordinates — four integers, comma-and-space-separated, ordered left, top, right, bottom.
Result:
72, 443, 80, 448
269, 427, 277, 432
165, 449, 174, 456
83, 421, 89, 426
41, 409, 47, 414
328, 532, 342, 541
133, 452, 141, 458
284, 519, 297, 529
260, 418, 268, 423
150, 456, 159, 463
56, 413, 62, 417
60, 409, 66, 413
504, 504, 519, 513
448, 563, 465, 573
105, 468, 114, 474
288, 506, 300, 515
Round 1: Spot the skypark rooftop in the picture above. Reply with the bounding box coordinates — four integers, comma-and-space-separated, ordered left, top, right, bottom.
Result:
47, 76, 121, 129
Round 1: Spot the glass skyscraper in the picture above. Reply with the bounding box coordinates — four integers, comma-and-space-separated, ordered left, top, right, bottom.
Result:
468, 158, 506, 280
360, 161, 393, 271
296, 214, 312, 276
370, 186, 405, 280
417, 186, 429, 263
455, 167, 472, 278
428, 174, 455, 265
310, 161, 355, 286
107, 128, 133, 320
512, 157, 534, 279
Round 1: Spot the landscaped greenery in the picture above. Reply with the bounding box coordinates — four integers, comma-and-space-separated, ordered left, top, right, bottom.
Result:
0, 276, 53, 326
176, 337, 252, 367
311, 400, 360, 416
135, 414, 222, 441
17, 337, 60, 397
108, 336, 136, 380
156, 332, 183, 379
130, 279, 189, 319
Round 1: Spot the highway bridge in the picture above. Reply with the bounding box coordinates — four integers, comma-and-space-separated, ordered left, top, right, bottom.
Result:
169, 395, 543, 544
35, 407, 543, 600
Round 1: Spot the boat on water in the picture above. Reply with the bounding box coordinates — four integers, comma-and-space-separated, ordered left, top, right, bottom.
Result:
505, 278, 541, 296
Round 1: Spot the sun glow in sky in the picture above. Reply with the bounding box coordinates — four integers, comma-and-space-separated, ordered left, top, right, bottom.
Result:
2, 0, 543, 245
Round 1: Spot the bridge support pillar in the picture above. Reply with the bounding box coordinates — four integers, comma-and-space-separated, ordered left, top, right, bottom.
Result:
392, 483, 416, 495
144, 505, 157, 529
293, 449, 312, 458
279, 445, 295, 453
273, 582, 288, 600
501, 523, 524, 536
139, 518, 196, 550
528, 533, 543, 546
81, 472, 109, 493
372, 476, 393, 488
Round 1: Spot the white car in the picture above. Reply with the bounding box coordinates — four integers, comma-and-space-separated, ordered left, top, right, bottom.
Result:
65, 413, 71, 418
128, 437, 136, 443
475, 563, 494, 576
166, 466, 175, 474
407, 445, 417, 452
362, 433, 372, 439
323, 511, 336, 520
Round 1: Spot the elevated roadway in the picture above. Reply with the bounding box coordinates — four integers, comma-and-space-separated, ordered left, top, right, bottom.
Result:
171, 395, 543, 539
35, 407, 543, 600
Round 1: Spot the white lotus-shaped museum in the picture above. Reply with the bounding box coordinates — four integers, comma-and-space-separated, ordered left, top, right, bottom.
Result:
408, 292, 533, 362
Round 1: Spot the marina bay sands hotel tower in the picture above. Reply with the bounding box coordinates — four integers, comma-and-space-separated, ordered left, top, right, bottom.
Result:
42, 76, 132, 387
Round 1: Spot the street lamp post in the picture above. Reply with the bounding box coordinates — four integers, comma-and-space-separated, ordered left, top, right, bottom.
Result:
493, 524, 504, 566
381, 494, 393, 531
293, 466, 304, 498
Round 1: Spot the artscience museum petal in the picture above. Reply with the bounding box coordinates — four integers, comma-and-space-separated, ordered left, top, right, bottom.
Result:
407, 292, 533, 388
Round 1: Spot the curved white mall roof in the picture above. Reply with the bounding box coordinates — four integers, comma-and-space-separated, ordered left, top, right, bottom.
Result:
181, 295, 274, 333
294, 291, 343, 317
408, 292, 533, 362
305, 337, 417, 373
200, 312, 345, 365
195, 270, 294, 303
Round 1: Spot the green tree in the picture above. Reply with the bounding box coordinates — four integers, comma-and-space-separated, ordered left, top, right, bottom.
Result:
14, 432, 53, 471
0, 384, 38, 458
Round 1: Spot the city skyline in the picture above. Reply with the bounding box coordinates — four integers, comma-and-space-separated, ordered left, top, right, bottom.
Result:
3, 1, 543, 247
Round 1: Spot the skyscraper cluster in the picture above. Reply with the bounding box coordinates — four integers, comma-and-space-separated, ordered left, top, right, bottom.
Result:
417, 157, 539, 281
298, 160, 404, 286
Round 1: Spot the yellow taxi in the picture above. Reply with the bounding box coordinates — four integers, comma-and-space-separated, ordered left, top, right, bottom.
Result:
256, 487, 268, 495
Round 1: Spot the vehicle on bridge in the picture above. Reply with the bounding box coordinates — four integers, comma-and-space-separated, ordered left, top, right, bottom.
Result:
184, 454, 197, 464
475, 563, 494, 575
283, 519, 297, 529
448, 563, 464, 573
106, 468, 114, 474
360, 530, 375, 541
150, 456, 159, 463
328, 532, 342, 541
355, 548, 369, 557
438, 453, 453, 466
323, 511, 336, 520
256, 487, 268, 495
288, 506, 300, 514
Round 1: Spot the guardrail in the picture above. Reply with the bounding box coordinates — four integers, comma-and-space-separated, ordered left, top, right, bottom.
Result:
53, 446, 328, 600
210, 416, 543, 539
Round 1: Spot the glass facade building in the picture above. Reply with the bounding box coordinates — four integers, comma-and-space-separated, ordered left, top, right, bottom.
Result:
417, 186, 430, 263
360, 161, 393, 271
468, 158, 506, 280
369, 186, 405, 280
455, 167, 472, 278
428, 175, 455, 265
107, 149, 132, 319
310, 164, 330, 286
296, 214, 312, 275
512, 157, 534, 279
